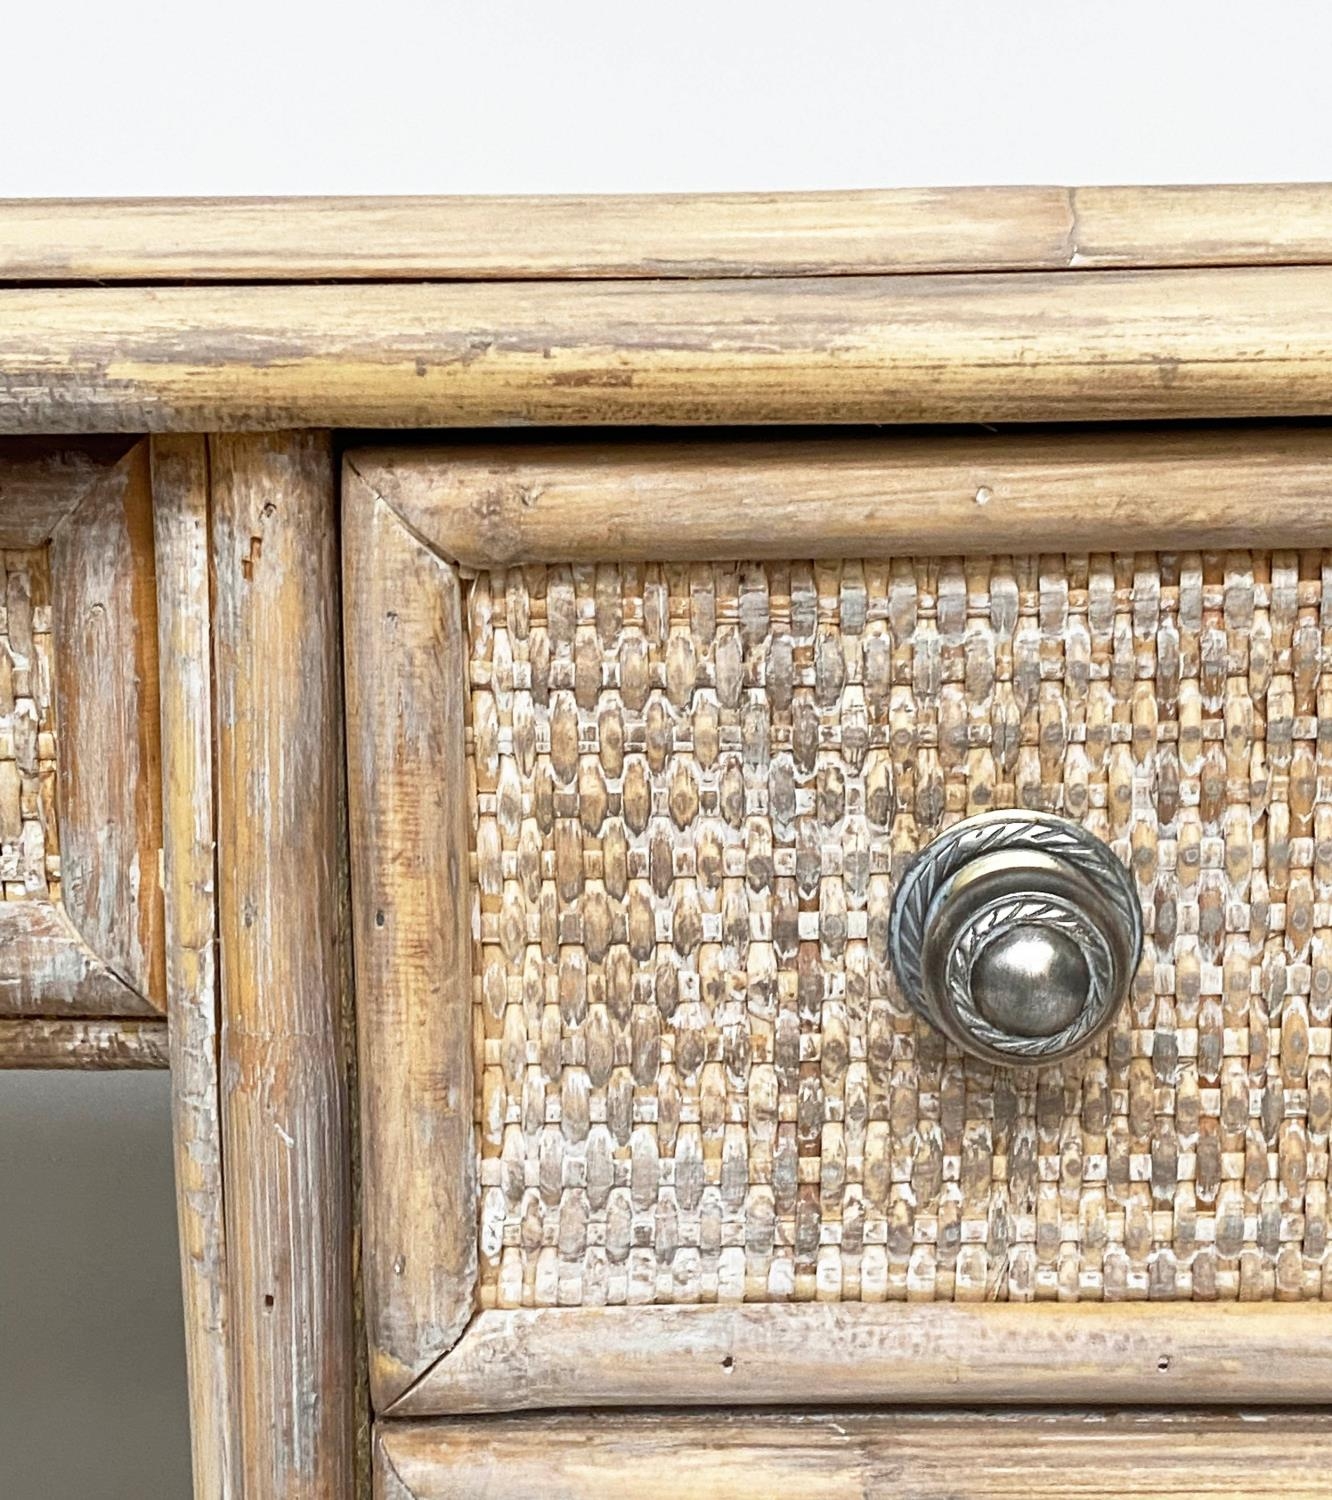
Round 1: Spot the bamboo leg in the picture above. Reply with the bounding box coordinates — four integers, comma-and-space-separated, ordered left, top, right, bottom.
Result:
211, 431, 355, 1498
152, 434, 237, 1499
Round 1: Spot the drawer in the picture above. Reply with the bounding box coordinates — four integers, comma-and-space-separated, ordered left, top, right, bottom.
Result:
344, 428, 1332, 1417
0, 440, 164, 1017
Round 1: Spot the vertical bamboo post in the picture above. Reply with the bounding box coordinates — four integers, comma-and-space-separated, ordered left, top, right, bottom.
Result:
151, 434, 236, 1499
211, 432, 355, 1497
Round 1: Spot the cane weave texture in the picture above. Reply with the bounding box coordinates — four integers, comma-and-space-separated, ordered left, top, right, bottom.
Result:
0, 549, 58, 903
467, 554, 1332, 1304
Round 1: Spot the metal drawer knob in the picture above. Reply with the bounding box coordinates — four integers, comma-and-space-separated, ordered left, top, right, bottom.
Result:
888, 811, 1142, 1065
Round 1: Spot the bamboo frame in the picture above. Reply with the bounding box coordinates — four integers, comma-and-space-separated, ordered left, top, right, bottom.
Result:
4, 185, 1332, 283
212, 432, 356, 1497
0, 1017, 168, 1068
344, 463, 477, 1411
7, 266, 1332, 435
345, 428, 1332, 1417
151, 434, 236, 1500
0, 438, 165, 1018
358, 424, 1332, 569
375, 1409, 1332, 1499
392, 1302, 1332, 1416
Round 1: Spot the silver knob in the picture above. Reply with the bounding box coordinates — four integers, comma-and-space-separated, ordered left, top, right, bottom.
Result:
888, 811, 1143, 1065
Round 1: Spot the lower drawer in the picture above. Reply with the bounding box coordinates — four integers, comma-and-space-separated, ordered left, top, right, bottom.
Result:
374, 1410, 1329, 1500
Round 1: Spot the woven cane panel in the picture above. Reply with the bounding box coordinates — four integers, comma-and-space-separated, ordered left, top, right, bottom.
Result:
0, 549, 58, 902
467, 555, 1332, 1306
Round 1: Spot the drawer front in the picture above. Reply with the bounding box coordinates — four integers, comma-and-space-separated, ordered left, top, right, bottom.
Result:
0, 440, 164, 1016
345, 432, 1332, 1415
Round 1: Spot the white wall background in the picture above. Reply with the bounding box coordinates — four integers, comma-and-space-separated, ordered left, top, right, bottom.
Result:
2, 3, 1330, 1494
4, 2, 1332, 196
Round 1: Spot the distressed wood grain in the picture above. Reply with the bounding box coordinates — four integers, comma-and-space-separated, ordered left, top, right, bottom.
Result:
343, 464, 477, 1412
0, 188, 1074, 281
4, 186, 1332, 284
375, 1408, 1332, 1500
0, 438, 163, 1016
52, 438, 165, 1007
0, 904, 143, 1013
356, 423, 1332, 569
1071, 182, 1332, 269
212, 431, 355, 1498
0, 1017, 168, 1068
5, 267, 1332, 433
151, 433, 236, 1500
0, 437, 137, 546
391, 1301, 1332, 1415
